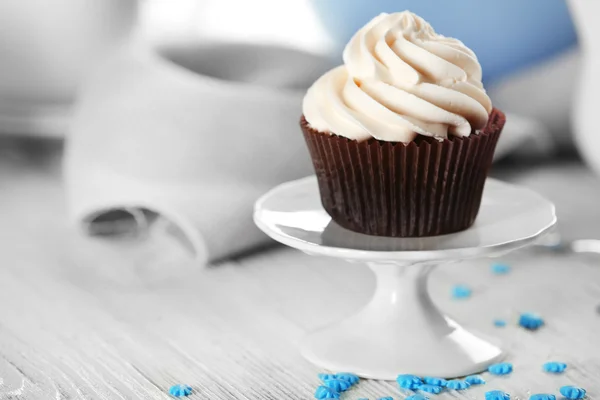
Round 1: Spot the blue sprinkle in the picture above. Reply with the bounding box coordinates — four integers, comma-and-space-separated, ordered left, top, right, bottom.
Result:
169, 384, 192, 397
324, 379, 351, 392
335, 372, 360, 385
530, 394, 556, 400
423, 377, 447, 386
543, 361, 567, 373
318, 373, 337, 382
418, 384, 443, 394
560, 386, 586, 400
465, 375, 486, 385
397, 374, 422, 389
488, 362, 513, 375
519, 313, 545, 330
378, 398, 394, 400
407, 395, 429, 400
491, 263, 511, 275
452, 285, 472, 299
486, 390, 511, 400
446, 380, 470, 390
315, 386, 340, 399
494, 319, 507, 327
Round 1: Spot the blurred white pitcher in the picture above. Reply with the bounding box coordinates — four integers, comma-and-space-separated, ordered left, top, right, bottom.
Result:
0, 0, 137, 134
568, 0, 600, 175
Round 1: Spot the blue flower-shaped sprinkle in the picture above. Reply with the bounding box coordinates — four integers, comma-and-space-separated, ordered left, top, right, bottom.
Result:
335, 372, 360, 385
494, 319, 507, 327
560, 386, 586, 400
486, 390, 510, 400
397, 374, 422, 389
530, 394, 555, 400
488, 362, 513, 375
465, 375, 486, 385
315, 386, 340, 399
318, 373, 337, 382
423, 377, 447, 387
169, 384, 192, 397
543, 361, 567, 373
378, 397, 394, 400
324, 379, 351, 392
446, 380, 470, 390
407, 395, 429, 400
491, 263, 511, 275
519, 313, 544, 330
452, 285, 472, 299
418, 384, 443, 394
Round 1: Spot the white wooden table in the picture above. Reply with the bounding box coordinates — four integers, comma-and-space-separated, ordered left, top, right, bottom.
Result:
1, 136, 600, 399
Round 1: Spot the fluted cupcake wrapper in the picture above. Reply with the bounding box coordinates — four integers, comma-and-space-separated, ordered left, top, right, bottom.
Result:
300, 108, 506, 237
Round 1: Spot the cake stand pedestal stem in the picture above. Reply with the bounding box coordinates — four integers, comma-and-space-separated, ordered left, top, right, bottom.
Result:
300, 261, 504, 380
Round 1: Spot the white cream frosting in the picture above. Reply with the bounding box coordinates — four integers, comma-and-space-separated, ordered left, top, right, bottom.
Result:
303, 11, 493, 142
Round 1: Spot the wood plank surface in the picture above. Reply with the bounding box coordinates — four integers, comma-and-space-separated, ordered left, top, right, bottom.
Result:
1, 137, 599, 399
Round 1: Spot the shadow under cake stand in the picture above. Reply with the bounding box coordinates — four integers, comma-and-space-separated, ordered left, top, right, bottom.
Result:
254, 176, 556, 380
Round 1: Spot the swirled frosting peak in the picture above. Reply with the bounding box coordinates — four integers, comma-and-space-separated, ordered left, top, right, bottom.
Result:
303, 11, 492, 143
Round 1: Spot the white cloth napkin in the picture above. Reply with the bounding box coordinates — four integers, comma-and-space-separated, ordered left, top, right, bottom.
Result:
64, 41, 331, 263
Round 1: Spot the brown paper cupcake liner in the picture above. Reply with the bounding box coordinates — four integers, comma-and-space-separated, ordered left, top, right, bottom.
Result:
300, 108, 506, 237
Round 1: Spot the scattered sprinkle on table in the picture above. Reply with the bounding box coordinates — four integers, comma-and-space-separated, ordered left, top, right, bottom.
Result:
543, 361, 567, 373
530, 394, 555, 400
319, 372, 359, 386
464, 375, 486, 385
334, 372, 360, 385
494, 319, 507, 327
491, 263, 511, 275
418, 384, 443, 394
486, 390, 511, 400
423, 377, 447, 386
319, 373, 337, 382
324, 379, 351, 392
168, 384, 192, 397
397, 374, 422, 389
446, 380, 470, 390
452, 284, 472, 299
407, 395, 429, 400
519, 312, 544, 330
560, 386, 587, 400
315, 385, 340, 399
488, 362, 513, 375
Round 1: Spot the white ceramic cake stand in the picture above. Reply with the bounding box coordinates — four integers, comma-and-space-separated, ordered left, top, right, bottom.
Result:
254, 176, 556, 380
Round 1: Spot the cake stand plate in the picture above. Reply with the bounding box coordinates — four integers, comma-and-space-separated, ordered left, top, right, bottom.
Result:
254, 177, 556, 380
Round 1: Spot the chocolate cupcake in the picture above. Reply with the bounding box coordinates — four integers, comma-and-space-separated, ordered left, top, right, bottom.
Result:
301, 11, 505, 237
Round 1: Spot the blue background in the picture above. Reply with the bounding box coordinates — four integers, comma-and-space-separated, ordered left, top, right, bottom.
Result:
311, 0, 578, 83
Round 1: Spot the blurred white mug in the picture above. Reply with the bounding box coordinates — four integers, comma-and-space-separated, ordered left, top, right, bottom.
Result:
0, 0, 137, 124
